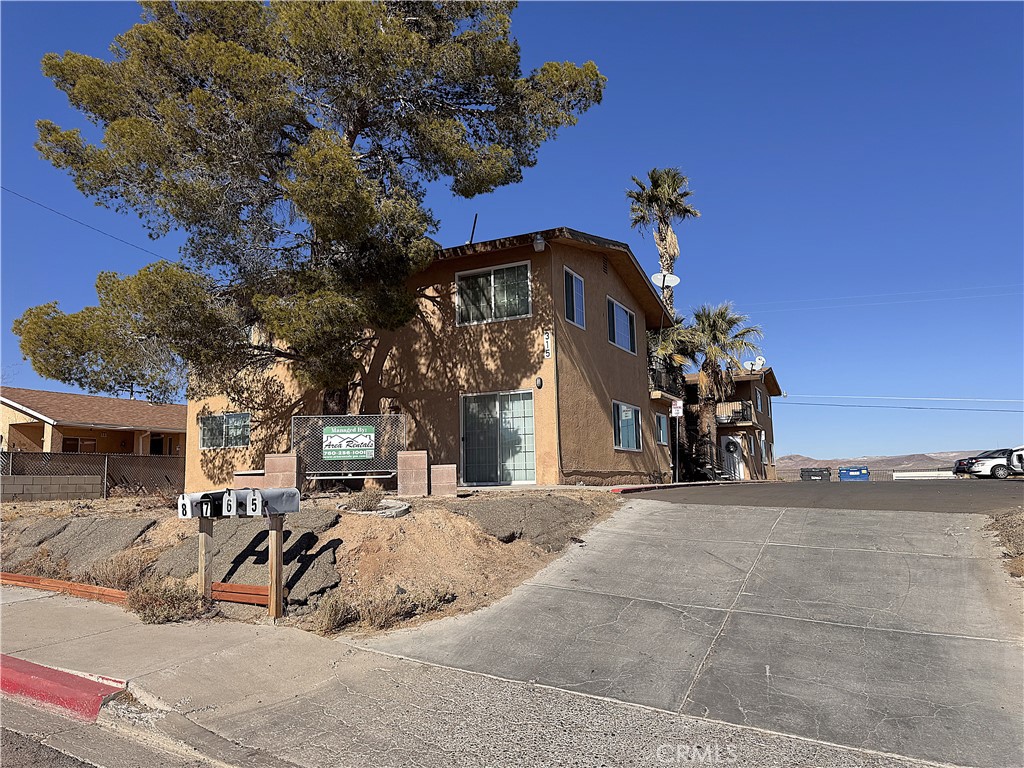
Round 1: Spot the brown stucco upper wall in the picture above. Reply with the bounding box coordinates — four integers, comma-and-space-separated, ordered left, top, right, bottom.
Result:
361, 244, 559, 482
551, 242, 671, 484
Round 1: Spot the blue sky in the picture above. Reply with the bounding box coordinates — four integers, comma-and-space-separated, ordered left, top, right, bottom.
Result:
2, 1, 1022, 458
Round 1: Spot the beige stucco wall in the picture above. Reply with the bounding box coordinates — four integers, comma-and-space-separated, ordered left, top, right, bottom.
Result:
185, 241, 672, 490
1, 403, 44, 451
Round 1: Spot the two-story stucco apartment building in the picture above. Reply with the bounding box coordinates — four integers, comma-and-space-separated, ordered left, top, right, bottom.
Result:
186, 228, 677, 491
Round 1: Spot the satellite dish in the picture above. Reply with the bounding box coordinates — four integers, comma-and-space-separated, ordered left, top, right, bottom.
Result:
650, 271, 681, 289
753, 356, 766, 371
743, 360, 756, 371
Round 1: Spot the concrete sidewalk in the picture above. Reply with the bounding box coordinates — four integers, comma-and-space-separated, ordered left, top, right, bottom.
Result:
2, 586, 938, 768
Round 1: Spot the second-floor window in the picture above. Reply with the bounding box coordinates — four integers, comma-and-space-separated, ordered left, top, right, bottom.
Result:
457, 262, 531, 325
564, 268, 585, 328
755, 388, 764, 412
607, 297, 636, 354
200, 413, 250, 449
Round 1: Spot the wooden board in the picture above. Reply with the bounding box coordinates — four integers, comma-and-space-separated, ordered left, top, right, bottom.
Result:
0, 572, 127, 606
211, 581, 269, 606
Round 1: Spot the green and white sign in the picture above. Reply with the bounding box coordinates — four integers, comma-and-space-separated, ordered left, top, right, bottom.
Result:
323, 425, 375, 460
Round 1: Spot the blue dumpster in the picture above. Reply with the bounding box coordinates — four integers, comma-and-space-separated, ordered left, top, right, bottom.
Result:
838, 465, 870, 482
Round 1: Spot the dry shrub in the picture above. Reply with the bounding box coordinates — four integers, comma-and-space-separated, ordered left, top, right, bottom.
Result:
126, 579, 211, 624
12, 547, 73, 580
312, 591, 359, 635
82, 550, 152, 591
346, 489, 385, 512
357, 584, 456, 630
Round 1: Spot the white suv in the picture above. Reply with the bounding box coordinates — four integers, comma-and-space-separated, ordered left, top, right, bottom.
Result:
968, 448, 1013, 479
1008, 445, 1024, 476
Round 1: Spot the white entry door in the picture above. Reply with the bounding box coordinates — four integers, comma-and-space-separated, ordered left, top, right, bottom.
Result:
462, 391, 536, 484
720, 435, 745, 480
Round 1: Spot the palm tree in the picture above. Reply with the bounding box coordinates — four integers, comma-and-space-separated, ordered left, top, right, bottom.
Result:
670, 303, 762, 473
627, 167, 700, 313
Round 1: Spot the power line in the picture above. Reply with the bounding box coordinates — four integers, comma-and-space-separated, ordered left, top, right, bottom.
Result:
1, 185, 165, 259
752, 291, 1021, 314
786, 394, 1024, 403
776, 401, 1023, 414
744, 282, 1024, 308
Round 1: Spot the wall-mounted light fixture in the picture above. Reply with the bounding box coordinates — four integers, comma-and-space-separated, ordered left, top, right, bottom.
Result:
535, 377, 543, 389
533, 234, 546, 253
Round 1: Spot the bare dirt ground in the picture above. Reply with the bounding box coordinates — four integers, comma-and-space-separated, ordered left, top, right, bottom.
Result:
1, 488, 621, 631
985, 488, 1024, 581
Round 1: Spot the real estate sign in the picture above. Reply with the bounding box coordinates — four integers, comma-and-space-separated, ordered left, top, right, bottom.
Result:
323, 425, 376, 460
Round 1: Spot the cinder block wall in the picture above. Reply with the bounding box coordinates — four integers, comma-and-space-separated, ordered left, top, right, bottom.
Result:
0, 475, 103, 502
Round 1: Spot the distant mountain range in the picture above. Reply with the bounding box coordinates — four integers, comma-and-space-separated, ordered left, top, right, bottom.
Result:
776, 450, 982, 471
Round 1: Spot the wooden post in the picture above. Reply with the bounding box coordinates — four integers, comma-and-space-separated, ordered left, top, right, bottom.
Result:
198, 517, 214, 599
267, 515, 284, 620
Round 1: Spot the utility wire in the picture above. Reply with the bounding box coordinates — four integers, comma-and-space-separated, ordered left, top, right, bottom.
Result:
744, 282, 1024, 308
776, 401, 1023, 414
752, 292, 1021, 314
1, 185, 165, 259
785, 394, 1024, 403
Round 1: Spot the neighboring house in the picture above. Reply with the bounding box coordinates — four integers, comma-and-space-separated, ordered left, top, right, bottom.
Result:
186, 227, 676, 491
680, 368, 782, 480
0, 387, 186, 456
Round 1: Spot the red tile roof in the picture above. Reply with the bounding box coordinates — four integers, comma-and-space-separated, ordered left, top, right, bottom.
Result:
0, 387, 186, 432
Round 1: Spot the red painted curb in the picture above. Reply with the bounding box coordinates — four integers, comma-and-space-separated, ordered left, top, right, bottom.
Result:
0, 654, 125, 721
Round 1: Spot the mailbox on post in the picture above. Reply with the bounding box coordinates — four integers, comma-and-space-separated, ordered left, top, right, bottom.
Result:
261, 487, 300, 516
178, 491, 229, 519
222, 488, 265, 518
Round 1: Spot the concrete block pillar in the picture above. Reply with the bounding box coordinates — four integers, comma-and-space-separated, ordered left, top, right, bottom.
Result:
429, 464, 458, 497
397, 451, 428, 496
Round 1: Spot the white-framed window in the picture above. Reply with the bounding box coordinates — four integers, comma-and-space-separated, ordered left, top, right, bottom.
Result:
613, 401, 642, 451
747, 434, 756, 459
761, 436, 767, 462
606, 297, 636, 354
656, 413, 669, 445
456, 262, 531, 325
766, 395, 771, 417
199, 413, 251, 449
755, 388, 764, 412
564, 267, 585, 328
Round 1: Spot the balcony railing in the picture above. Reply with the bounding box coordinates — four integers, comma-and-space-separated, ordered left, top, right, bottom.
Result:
715, 401, 753, 424
648, 362, 686, 397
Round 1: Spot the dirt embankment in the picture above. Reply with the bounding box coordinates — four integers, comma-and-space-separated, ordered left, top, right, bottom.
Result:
986, 499, 1024, 582
1, 489, 621, 631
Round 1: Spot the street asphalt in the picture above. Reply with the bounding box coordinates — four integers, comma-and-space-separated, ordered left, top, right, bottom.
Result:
367, 481, 1024, 768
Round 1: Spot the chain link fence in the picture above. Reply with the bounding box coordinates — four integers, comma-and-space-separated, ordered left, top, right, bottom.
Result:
292, 414, 407, 479
0, 451, 184, 496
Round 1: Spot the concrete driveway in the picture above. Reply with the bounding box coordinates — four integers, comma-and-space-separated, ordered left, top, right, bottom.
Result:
365, 482, 1024, 768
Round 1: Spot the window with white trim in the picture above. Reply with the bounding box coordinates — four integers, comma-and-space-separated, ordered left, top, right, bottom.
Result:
564, 268, 585, 328
761, 436, 767, 462
607, 297, 636, 354
613, 401, 642, 451
747, 434, 756, 459
755, 388, 764, 413
199, 413, 251, 449
457, 263, 531, 325
656, 413, 669, 445
767, 394, 771, 417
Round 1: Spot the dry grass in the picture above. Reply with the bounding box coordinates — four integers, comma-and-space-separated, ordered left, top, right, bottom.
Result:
356, 583, 456, 630
82, 550, 152, 591
345, 489, 385, 512
312, 591, 359, 635
10, 546, 73, 580
125, 579, 212, 624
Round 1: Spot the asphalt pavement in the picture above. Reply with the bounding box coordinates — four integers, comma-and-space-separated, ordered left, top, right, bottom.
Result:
639, 477, 1024, 512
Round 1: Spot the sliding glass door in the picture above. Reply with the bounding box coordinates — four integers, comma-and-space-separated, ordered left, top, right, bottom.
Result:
462, 391, 536, 484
